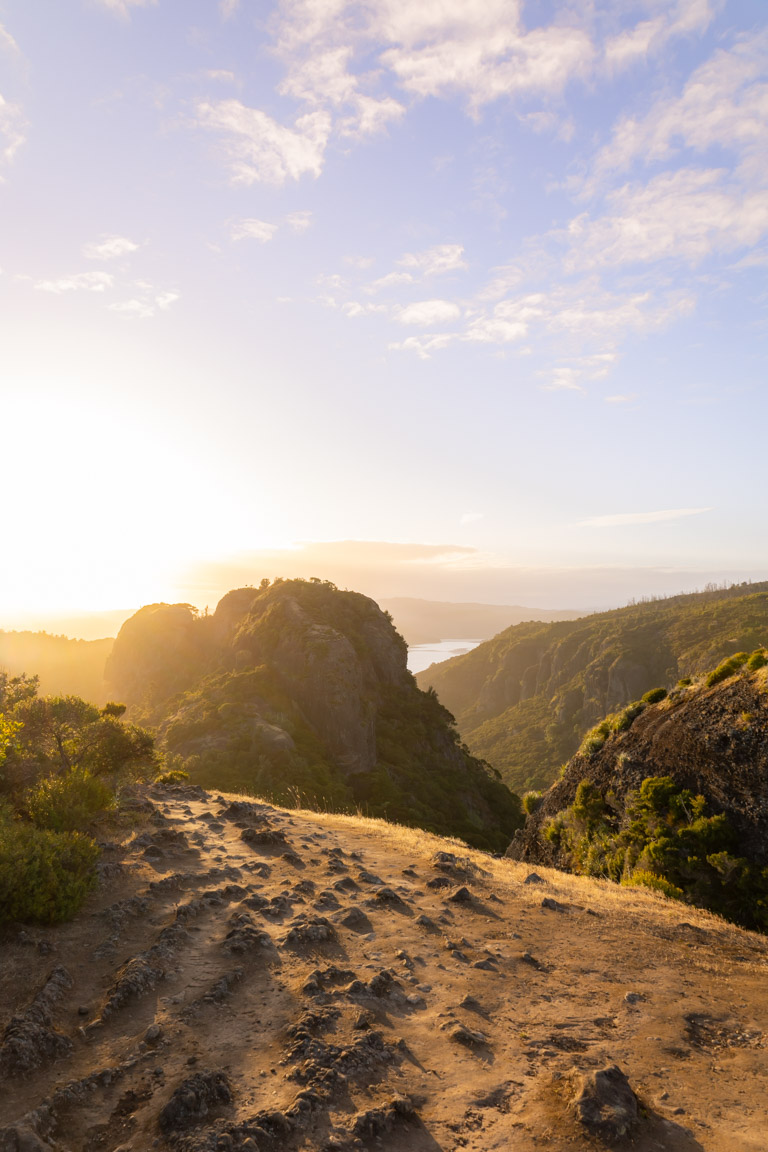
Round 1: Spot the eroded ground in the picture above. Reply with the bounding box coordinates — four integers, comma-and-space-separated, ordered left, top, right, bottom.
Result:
2, 784, 768, 1151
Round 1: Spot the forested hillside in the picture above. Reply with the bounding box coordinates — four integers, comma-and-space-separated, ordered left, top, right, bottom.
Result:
417, 582, 768, 793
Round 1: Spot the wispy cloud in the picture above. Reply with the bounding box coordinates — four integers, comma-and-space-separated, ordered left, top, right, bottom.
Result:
397, 299, 461, 326
576, 507, 712, 528
397, 244, 466, 277
0, 94, 26, 167
197, 100, 330, 185
230, 218, 278, 242
83, 235, 140, 260
35, 271, 115, 293
286, 210, 313, 233
94, 0, 157, 17
109, 289, 179, 318
0, 22, 20, 54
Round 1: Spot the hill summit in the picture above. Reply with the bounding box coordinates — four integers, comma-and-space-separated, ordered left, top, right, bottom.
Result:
105, 580, 521, 851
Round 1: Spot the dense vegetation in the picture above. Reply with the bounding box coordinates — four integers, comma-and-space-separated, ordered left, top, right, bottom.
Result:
417, 582, 768, 793
510, 650, 768, 930
0, 673, 156, 924
107, 579, 522, 851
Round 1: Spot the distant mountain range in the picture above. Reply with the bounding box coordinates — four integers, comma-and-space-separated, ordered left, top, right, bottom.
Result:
378, 598, 583, 645
416, 581, 768, 794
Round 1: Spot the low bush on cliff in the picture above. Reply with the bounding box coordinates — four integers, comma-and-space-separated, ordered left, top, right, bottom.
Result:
544, 776, 768, 930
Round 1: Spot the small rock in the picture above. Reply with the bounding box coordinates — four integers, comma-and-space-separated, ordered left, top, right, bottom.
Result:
524, 873, 545, 885
541, 897, 568, 912
451, 1024, 488, 1047
624, 992, 645, 1005
448, 886, 473, 904
144, 1024, 162, 1043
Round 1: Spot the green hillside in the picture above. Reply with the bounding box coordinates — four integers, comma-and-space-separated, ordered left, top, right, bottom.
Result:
416, 581, 768, 794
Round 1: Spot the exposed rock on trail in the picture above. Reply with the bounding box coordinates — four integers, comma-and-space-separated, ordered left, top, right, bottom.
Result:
0, 966, 73, 1077
2, 781, 768, 1151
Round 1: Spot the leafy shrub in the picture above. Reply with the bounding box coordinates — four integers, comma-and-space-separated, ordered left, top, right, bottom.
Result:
155, 769, 190, 785
706, 653, 749, 687
641, 687, 667, 704
0, 814, 99, 924
614, 701, 646, 732
522, 790, 542, 816
25, 769, 114, 832
677, 677, 693, 687
579, 719, 612, 756
747, 650, 768, 671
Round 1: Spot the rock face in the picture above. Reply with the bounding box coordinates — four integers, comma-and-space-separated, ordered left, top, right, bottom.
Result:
417, 582, 768, 793
508, 666, 768, 872
106, 579, 522, 851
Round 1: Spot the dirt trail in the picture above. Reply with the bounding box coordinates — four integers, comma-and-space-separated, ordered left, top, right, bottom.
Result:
2, 783, 768, 1151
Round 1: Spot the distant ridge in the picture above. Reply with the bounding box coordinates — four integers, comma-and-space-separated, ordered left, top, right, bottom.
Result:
380, 597, 583, 645
417, 580, 768, 793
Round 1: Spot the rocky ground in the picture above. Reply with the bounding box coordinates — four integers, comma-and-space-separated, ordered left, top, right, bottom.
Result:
2, 783, 768, 1151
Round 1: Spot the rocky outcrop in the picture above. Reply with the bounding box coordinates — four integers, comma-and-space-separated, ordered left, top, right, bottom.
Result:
509, 666, 768, 870
106, 580, 522, 851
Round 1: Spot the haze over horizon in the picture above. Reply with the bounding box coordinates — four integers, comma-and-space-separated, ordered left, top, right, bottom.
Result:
1, 0, 766, 625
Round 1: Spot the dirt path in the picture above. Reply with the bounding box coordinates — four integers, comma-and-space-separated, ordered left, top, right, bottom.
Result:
2, 783, 767, 1151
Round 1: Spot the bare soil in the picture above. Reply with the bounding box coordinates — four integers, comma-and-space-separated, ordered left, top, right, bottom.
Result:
2, 783, 768, 1151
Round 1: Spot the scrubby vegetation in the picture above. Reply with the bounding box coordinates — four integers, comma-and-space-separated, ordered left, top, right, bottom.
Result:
0, 673, 157, 924
543, 776, 768, 930
513, 650, 768, 931
418, 581, 768, 793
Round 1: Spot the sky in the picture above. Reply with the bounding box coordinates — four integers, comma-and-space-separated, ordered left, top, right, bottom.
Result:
1, 0, 766, 626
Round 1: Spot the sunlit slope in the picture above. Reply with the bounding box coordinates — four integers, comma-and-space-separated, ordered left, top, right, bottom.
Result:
416, 582, 768, 793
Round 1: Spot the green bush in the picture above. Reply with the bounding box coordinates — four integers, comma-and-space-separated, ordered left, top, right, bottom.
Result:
25, 769, 114, 832
155, 769, 190, 785
522, 790, 542, 815
747, 650, 768, 671
0, 815, 100, 924
706, 653, 749, 687
614, 701, 646, 732
677, 676, 693, 687
641, 687, 667, 704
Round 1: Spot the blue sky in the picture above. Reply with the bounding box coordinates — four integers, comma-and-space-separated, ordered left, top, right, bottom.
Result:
1, 0, 766, 620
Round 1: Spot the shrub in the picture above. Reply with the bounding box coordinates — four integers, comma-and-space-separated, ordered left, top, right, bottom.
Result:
614, 701, 646, 732
641, 687, 667, 705
747, 650, 768, 671
25, 769, 114, 832
621, 870, 683, 900
0, 817, 100, 924
155, 769, 190, 785
706, 653, 749, 687
677, 677, 692, 687
522, 790, 542, 816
